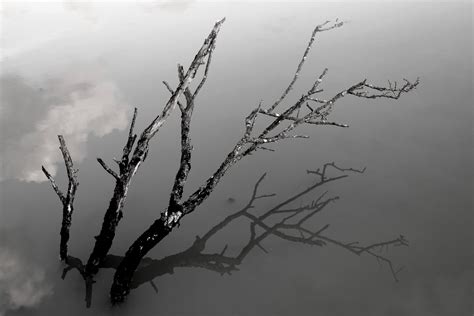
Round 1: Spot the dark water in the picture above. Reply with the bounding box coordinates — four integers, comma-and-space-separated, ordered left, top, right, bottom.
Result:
0, 2, 472, 315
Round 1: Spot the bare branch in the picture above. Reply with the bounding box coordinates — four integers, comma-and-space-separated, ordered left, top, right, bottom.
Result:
85, 18, 226, 278
58, 135, 79, 199
42, 166, 65, 203
163, 81, 185, 111
167, 105, 193, 210
41, 16, 418, 308
193, 48, 214, 98
42, 135, 78, 261
267, 21, 343, 112
128, 18, 225, 168
163, 51, 218, 215
149, 280, 159, 294
121, 107, 138, 164
244, 101, 263, 140
258, 146, 276, 152
316, 234, 409, 281
178, 23, 417, 219
256, 74, 417, 144
177, 63, 194, 106
307, 162, 366, 181
97, 158, 119, 180
258, 109, 349, 128
109, 18, 418, 304
348, 78, 420, 99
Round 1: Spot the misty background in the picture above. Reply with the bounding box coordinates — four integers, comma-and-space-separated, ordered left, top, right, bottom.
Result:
0, 1, 472, 315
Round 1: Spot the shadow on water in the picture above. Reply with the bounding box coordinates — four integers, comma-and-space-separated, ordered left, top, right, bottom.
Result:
60, 162, 408, 308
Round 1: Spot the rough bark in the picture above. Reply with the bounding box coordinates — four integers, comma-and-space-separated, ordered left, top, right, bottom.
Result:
42, 135, 78, 261
85, 180, 128, 274
59, 204, 73, 261
110, 216, 175, 303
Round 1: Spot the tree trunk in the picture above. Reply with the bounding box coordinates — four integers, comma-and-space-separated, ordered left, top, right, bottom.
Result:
85, 181, 128, 275
59, 203, 73, 261
110, 216, 177, 303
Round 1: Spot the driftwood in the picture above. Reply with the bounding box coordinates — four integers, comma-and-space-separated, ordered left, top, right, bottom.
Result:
43, 18, 418, 306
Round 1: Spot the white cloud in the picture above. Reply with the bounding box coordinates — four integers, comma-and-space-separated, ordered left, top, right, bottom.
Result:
0, 67, 131, 182
0, 247, 53, 315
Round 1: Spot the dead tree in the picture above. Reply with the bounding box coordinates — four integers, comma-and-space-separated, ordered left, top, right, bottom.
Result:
42, 18, 418, 305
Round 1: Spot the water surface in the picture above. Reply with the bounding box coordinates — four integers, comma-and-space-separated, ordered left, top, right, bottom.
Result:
0, 1, 472, 315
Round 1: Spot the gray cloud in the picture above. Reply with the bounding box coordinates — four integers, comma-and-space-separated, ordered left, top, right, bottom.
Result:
0, 66, 131, 182
0, 246, 52, 315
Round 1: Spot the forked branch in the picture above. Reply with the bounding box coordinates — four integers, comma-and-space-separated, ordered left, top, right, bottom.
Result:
268, 20, 344, 113
181, 21, 418, 215
42, 135, 78, 261
165, 46, 217, 212
85, 18, 226, 277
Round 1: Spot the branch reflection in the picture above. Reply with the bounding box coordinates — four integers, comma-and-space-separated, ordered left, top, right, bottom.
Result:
63, 163, 408, 307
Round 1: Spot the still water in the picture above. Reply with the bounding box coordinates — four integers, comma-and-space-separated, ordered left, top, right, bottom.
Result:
0, 1, 472, 315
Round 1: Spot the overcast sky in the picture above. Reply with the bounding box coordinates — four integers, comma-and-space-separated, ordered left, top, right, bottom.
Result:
0, 1, 472, 316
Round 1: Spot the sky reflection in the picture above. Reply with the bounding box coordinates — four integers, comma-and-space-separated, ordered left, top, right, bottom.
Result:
0, 1, 472, 316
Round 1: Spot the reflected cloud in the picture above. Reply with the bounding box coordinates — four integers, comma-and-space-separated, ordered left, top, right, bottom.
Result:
0, 67, 131, 182
0, 246, 52, 315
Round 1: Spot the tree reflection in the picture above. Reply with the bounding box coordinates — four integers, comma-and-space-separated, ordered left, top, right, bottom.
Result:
62, 162, 408, 307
